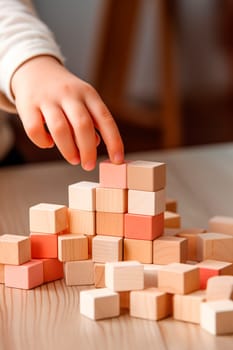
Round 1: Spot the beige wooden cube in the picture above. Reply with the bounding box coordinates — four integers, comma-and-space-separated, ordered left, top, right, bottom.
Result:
143, 264, 162, 288
68, 208, 95, 235
0, 234, 31, 265
0, 264, 4, 283
206, 276, 233, 301
208, 216, 233, 236
64, 259, 94, 286
96, 212, 124, 237
164, 211, 181, 229
68, 181, 99, 211
119, 291, 130, 309
153, 236, 188, 265
197, 233, 233, 262
165, 198, 177, 213
176, 228, 206, 261
124, 238, 153, 264
173, 290, 206, 324
58, 234, 88, 262
92, 235, 123, 263
94, 263, 105, 288
96, 187, 127, 213
128, 189, 165, 216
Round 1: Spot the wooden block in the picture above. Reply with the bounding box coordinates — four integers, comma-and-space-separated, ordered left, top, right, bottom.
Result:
86, 234, 95, 258
58, 234, 88, 262
157, 263, 200, 294
99, 160, 128, 189
119, 291, 130, 309
29, 203, 68, 234
30, 233, 58, 259
4, 260, 43, 289
124, 213, 164, 241
80, 288, 120, 320
64, 259, 94, 286
105, 261, 144, 291
128, 189, 165, 216
165, 198, 177, 213
153, 236, 188, 265
127, 160, 166, 192
197, 233, 233, 262
206, 276, 233, 301
208, 216, 233, 236
68, 208, 95, 235
124, 238, 153, 264
164, 211, 181, 229
196, 260, 233, 289
0, 264, 4, 283
96, 212, 124, 237
92, 235, 123, 263
68, 181, 99, 210
96, 187, 127, 213
0, 234, 31, 265
94, 263, 105, 288
164, 228, 181, 236
173, 290, 206, 324
176, 228, 207, 261
143, 264, 162, 288
200, 300, 233, 335
130, 287, 172, 321
41, 258, 64, 283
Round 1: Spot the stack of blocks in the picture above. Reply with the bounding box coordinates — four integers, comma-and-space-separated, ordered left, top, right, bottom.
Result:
0, 159, 233, 336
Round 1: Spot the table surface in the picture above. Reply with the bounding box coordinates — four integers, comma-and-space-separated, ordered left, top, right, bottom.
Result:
1, 143, 233, 350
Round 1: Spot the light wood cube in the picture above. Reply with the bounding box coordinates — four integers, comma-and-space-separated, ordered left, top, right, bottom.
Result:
99, 160, 128, 189
173, 290, 206, 324
143, 264, 162, 288
29, 203, 68, 234
128, 189, 165, 216
96, 187, 127, 213
30, 232, 58, 259
68, 208, 95, 235
176, 228, 206, 261
130, 287, 172, 321
64, 259, 94, 286
119, 291, 130, 309
208, 215, 233, 236
197, 233, 233, 262
68, 181, 99, 210
94, 263, 105, 288
127, 160, 166, 192
58, 234, 88, 262
124, 213, 164, 241
124, 238, 153, 264
92, 235, 123, 263
206, 276, 233, 301
153, 236, 188, 265
196, 260, 233, 289
165, 198, 177, 213
40, 258, 64, 283
80, 288, 120, 320
0, 234, 31, 265
96, 212, 124, 237
0, 264, 4, 283
164, 211, 181, 228
105, 261, 144, 291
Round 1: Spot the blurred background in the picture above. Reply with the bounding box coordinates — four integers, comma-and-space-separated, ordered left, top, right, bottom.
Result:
1, 0, 233, 165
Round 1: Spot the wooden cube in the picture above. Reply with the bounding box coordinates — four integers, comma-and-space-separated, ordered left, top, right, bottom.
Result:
197, 233, 233, 262
164, 211, 181, 229
127, 160, 166, 192
143, 264, 162, 288
153, 236, 188, 265
4, 260, 43, 289
165, 198, 177, 213
157, 263, 200, 294
200, 300, 233, 335
99, 160, 128, 189
29, 203, 68, 234
41, 258, 64, 283
124, 213, 164, 241
0, 234, 31, 265
92, 235, 123, 263
176, 228, 206, 261
0, 264, 4, 283
119, 291, 130, 309
173, 290, 206, 324
64, 259, 94, 286
130, 287, 172, 321
94, 263, 105, 288
86, 234, 95, 258
96, 212, 124, 237
80, 288, 120, 320
105, 261, 144, 291
68, 208, 95, 235
30, 233, 58, 259
124, 238, 153, 264
196, 260, 233, 289
96, 187, 127, 213
58, 234, 88, 262
208, 216, 233, 236
128, 189, 165, 216
68, 181, 99, 210
206, 276, 233, 301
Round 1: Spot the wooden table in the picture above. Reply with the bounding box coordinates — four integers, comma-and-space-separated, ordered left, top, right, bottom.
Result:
0, 143, 233, 350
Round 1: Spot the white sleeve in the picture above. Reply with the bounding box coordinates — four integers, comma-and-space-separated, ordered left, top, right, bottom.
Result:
0, 0, 65, 112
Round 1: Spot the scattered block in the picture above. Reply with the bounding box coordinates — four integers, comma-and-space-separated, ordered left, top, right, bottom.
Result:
68, 209, 95, 235
173, 290, 206, 324
30, 233, 58, 259
99, 160, 128, 189
124, 213, 164, 240
105, 261, 144, 291
119, 291, 130, 309
92, 235, 123, 263
127, 160, 166, 192
64, 259, 94, 286
41, 258, 64, 283
164, 228, 181, 236
143, 264, 162, 288
86, 234, 95, 258
80, 288, 120, 320
164, 211, 181, 229
96, 212, 124, 237
153, 236, 188, 265
0, 234, 31, 265
128, 189, 165, 216
208, 216, 233, 236
130, 287, 172, 321
68, 181, 99, 211
124, 238, 153, 264
200, 300, 233, 335
58, 234, 88, 262
196, 260, 233, 289
4, 260, 43, 289
206, 276, 233, 301
165, 198, 177, 213
0, 264, 4, 283
176, 228, 206, 261
96, 187, 127, 213
197, 233, 233, 262
29, 203, 68, 234
157, 263, 200, 294
94, 263, 105, 288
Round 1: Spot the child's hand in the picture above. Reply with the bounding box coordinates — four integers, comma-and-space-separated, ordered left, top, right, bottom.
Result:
11, 55, 124, 170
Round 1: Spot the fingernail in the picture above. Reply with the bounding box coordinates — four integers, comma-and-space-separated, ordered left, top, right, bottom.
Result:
113, 152, 124, 164
83, 160, 95, 171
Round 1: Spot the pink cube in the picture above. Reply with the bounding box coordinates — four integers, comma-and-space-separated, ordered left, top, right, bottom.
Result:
99, 160, 128, 189
5, 260, 43, 289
